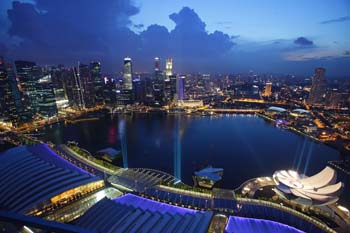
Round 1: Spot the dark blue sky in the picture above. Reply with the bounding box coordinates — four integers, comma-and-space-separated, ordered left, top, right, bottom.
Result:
0, 0, 349, 76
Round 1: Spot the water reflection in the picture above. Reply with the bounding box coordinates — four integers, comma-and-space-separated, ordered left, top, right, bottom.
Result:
118, 117, 128, 168
173, 115, 182, 180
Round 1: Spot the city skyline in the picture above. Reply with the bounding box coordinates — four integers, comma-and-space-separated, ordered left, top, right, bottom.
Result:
0, 0, 349, 76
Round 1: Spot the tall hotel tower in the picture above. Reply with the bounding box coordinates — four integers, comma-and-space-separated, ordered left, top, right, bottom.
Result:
123, 57, 133, 90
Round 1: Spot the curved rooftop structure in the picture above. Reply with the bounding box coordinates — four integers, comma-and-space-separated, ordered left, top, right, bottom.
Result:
273, 167, 343, 206
0, 144, 100, 214
267, 106, 287, 112
292, 109, 310, 114
225, 216, 304, 233
75, 194, 213, 233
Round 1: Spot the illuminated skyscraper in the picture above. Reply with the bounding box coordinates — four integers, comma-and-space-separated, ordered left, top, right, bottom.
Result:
154, 57, 160, 72
15, 60, 41, 116
165, 58, 173, 78
308, 68, 327, 105
263, 82, 272, 97
176, 76, 185, 101
123, 57, 133, 90
36, 74, 58, 117
90, 61, 104, 104
0, 57, 18, 123
79, 63, 95, 108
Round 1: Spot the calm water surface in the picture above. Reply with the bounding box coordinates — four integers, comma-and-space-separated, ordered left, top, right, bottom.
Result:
40, 114, 349, 206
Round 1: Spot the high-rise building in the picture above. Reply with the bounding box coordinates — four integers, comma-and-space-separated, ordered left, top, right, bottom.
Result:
154, 57, 160, 72
0, 58, 18, 124
176, 76, 185, 101
36, 74, 58, 117
153, 57, 164, 105
79, 63, 95, 108
263, 82, 272, 97
165, 58, 173, 78
123, 57, 133, 90
308, 68, 327, 105
15, 60, 42, 116
90, 62, 104, 105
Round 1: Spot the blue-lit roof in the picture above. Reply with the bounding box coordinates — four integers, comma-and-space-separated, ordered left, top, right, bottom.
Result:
0, 144, 100, 214
96, 148, 120, 157
194, 171, 222, 182
225, 216, 304, 233
198, 167, 223, 173
75, 194, 213, 233
194, 167, 223, 182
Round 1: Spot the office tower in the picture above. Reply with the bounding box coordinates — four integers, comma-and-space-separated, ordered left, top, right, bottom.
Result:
165, 58, 173, 79
50, 66, 69, 110
176, 76, 185, 101
308, 68, 327, 105
36, 74, 58, 117
123, 57, 133, 90
153, 57, 164, 105
103, 77, 117, 105
90, 62, 104, 105
78, 63, 95, 108
60, 67, 83, 108
263, 82, 272, 97
0, 58, 18, 124
154, 57, 160, 72
15, 61, 42, 116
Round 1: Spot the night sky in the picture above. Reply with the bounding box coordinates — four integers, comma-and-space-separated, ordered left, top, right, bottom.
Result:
0, 0, 349, 76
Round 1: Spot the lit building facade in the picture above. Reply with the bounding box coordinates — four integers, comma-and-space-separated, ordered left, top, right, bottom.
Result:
79, 63, 95, 108
15, 60, 41, 117
165, 58, 173, 79
36, 74, 58, 117
123, 57, 133, 90
90, 61, 104, 105
308, 68, 327, 105
263, 82, 272, 97
0, 58, 18, 124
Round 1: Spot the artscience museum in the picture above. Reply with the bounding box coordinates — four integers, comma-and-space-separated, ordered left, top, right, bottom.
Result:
273, 166, 344, 206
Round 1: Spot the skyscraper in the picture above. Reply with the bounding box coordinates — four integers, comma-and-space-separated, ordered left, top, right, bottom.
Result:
123, 57, 133, 90
154, 57, 160, 72
36, 74, 58, 117
15, 60, 42, 116
177, 76, 185, 101
263, 82, 272, 97
0, 57, 18, 124
79, 63, 95, 108
165, 58, 173, 78
308, 68, 327, 105
90, 62, 104, 105
153, 57, 164, 105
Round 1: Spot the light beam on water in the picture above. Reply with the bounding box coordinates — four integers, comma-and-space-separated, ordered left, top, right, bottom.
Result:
118, 118, 128, 168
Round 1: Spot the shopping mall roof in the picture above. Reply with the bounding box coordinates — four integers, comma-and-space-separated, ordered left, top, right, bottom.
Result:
0, 144, 100, 214
75, 194, 213, 233
225, 216, 304, 233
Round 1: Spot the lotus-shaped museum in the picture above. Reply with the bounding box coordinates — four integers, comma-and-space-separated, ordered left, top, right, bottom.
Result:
273, 166, 343, 206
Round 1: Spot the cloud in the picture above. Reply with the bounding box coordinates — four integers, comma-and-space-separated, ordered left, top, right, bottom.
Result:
320, 16, 350, 24
344, 51, 350, 56
3, 3, 235, 73
133, 23, 144, 29
294, 37, 314, 46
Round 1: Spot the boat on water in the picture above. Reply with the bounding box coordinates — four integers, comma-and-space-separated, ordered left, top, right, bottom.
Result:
193, 166, 224, 189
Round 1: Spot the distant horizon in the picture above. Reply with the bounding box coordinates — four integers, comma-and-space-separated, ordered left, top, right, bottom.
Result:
2, 56, 350, 79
